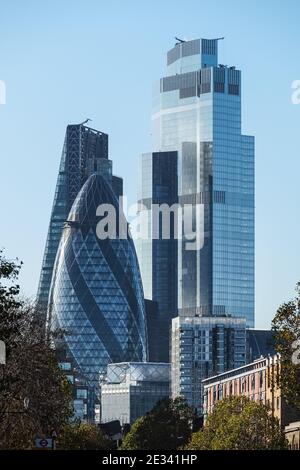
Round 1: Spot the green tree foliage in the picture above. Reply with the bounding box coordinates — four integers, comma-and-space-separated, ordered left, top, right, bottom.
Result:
0, 249, 23, 343
121, 397, 194, 450
186, 396, 287, 450
58, 421, 112, 450
272, 283, 300, 412
0, 250, 73, 449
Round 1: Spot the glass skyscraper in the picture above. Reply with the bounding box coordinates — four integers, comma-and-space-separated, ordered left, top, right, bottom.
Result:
138, 38, 255, 332
48, 174, 148, 419
37, 124, 122, 321
138, 151, 178, 362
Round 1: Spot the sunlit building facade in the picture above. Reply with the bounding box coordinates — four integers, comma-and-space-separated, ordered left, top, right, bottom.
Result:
202, 354, 300, 428
138, 38, 255, 329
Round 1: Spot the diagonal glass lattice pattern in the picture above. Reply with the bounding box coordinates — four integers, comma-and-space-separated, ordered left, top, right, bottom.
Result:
37, 124, 123, 323
48, 174, 147, 413
105, 362, 170, 385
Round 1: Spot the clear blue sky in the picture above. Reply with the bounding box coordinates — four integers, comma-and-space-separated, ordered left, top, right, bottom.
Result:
0, 0, 299, 329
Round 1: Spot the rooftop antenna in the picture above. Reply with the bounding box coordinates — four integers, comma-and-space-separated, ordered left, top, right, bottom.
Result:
215, 37, 225, 41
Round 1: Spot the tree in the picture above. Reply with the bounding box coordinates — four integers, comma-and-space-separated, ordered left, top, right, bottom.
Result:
58, 421, 112, 450
0, 249, 23, 344
272, 283, 300, 412
0, 250, 73, 449
186, 396, 287, 450
121, 397, 194, 450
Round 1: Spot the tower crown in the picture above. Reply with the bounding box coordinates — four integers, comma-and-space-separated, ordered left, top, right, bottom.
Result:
166, 38, 221, 75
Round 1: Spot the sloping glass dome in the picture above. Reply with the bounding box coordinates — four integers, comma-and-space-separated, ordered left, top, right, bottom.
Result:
48, 174, 148, 408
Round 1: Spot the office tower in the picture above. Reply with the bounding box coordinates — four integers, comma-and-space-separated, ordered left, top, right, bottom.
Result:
101, 362, 170, 424
171, 315, 246, 413
144, 299, 161, 362
37, 124, 122, 321
138, 38, 255, 329
137, 151, 178, 362
48, 174, 148, 419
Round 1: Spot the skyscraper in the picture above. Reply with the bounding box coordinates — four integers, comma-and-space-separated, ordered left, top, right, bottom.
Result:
37, 124, 122, 321
138, 38, 255, 342
48, 174, 148, 419
137, 151, 178, 362
171, 315, 246, 413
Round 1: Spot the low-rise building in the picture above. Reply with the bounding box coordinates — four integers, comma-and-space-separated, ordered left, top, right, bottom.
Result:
202, 354, 299, 428
101, 362, 170, 424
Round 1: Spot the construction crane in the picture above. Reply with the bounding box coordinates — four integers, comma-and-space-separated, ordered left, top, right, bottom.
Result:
175, 36, 224, 46
80, 118, 92, 125
175, 37, 186, 44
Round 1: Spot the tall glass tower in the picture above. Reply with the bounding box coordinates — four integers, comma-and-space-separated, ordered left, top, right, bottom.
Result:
137, 151, 178, 362
139, 38, 255, 339
48, 174, 147, 419
37, 124, 122, 321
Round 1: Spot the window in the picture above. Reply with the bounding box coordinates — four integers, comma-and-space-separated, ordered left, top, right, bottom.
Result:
214, 82, 225, 93
228, 84, 239, 95
77, 389, 88, 399
59, 362, 71, 371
